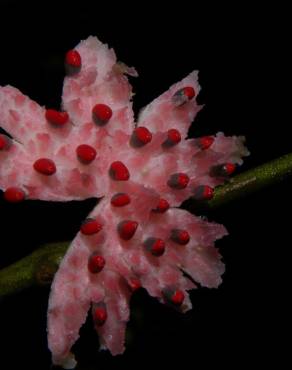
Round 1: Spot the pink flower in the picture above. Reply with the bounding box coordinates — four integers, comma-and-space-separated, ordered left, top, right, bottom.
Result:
0, 36, 249, 368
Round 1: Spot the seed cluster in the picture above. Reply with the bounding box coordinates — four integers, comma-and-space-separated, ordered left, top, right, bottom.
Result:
1, 42, 240, 342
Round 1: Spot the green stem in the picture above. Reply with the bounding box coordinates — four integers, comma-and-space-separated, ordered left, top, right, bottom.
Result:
1, 153, 292, 299
207, 152, 292, 209
0, 242, 68, 297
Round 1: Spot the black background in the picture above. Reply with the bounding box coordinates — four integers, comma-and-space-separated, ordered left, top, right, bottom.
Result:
0, 3, 290, 369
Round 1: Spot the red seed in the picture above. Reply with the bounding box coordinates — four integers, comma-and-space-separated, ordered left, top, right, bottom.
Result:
92, 104, 112, 126
131, 127, 152, 147
4, 187, 26, 203
65, 50, 82, 68
88, 253, 105, 273
45, 109, 69, 126
93, 304, 107, 326
118, 220, 138, 240
210, 163, 236, 177
183, 87, 196, 99
197, 136, 214, 150
172, 86, 196, 106
162, 129, 181, 147
144, 237, 165, 256
76, 144, 97, 164
167, 173, 189, 189
224, 163, 236, 175
152, 198, 170, 213
170, 290, 185, 306
193, 185, 214, 201
111, 193, 131, 207
109, 161, 130, 181
171, 229, 190, 245
128, 278, 142, 292
168, 129, 181, 144
81, 218, 103, 235
0, 134, 12, 150
33, 158, 56, 176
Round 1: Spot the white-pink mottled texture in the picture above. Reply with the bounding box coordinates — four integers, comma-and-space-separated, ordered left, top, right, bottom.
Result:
0, 36, 249, 368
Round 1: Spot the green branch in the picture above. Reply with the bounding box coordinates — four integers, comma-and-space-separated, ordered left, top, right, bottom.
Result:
207, 152, 292, 209
0, 242, 68, 297
1, 152, 292, 299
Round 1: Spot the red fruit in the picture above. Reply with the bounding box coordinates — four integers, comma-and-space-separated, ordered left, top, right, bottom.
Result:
131, 127, 152, 147
118, 220, 138, 240
45, 109, 69, 126
163, 289, 185, 306
224, 163, 236, 175
144, 237, 165, 256
210, 163, 236, 177
76, 144, 97, 164
162, 129, 181, 147
93, 304, 107, 326
4, 187, 26, 203
65, 50, 82, 68
33, 158, 56, 176
80, 218, 103, 235
128, 278, 142, 292
182, 87, 196, 99
88, 253, 106, 273
111, 193, 131, 207
197, 136, 214, 150
167, 173, 189, 189
171, 229, 190, 245
171, 290, 185, 305
65, 50, 82, 75
172, 86, 196, 106
109, 161, 130, 181
171, 290, 185, 306
92, 104, 113, 126
0, 134, 12, 150
193, 185, 214, 201
152, 198, 170, 213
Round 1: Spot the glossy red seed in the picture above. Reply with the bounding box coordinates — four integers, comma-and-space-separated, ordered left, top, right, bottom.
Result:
152, 198, 170, 213
172, 86, 196, 106
76, 144, 97, 164
65, 50, 81, 68
168, 129, 181, 144
109, 161, 130, 181
45, 109, 69, 126
88, 253, 105, 273
203, 186, 214, 200
131, 127, 152, 147
118, 220, 138, 240
4, 187, 26, 203
92, 104, 112, 126
162, 129, 182, 148
182, 86, 195, 99
151, 239, 165, 256
197, 136, 214, 150
0, 134, 12, 150
171, 290, 185, 306
93, 306, 107, 326
33, 158, 56, 176
128, 278, 142, 292
80, 218, 103, 235
224, 163, 236, 175
144, 237, 165, 256
210, 163, 236, 177
111, 193, 131, 207
193, 185, 214, 201
167, 173, 189, 189
171, 229, 190, 245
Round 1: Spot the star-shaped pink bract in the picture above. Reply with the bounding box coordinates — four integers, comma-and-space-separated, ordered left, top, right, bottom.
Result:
0, 36, 249, 368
